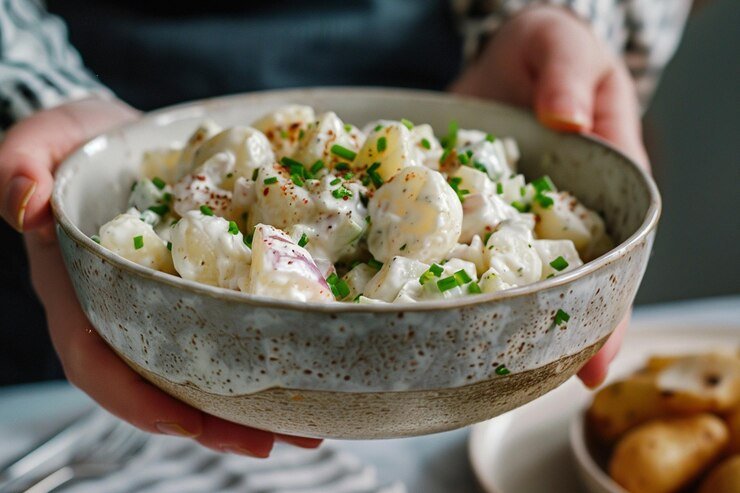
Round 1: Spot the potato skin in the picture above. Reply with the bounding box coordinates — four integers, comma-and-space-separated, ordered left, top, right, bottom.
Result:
727, 408, 740, 455
698, 455, 740, 493
609, 414, 729, 493
587, 376, 666, 443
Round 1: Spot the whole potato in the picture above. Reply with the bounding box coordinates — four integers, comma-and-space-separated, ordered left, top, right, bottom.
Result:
587, 376, 666, 443
609, 414, 729, 493
727, 408, 740, 455
657, 354, 740, 414
699, 455, 740, 493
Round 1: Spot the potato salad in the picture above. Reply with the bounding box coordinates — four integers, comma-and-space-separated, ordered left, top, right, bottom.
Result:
94, 106, 613, 304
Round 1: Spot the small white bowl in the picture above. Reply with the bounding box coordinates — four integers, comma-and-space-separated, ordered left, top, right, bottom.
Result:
569, 411, 627, 493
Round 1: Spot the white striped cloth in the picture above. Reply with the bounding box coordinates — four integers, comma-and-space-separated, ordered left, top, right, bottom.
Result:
62, 417, 406, 493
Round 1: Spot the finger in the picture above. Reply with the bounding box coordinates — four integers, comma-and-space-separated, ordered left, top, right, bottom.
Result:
197, 415, 275, 458
577, 313, 630, 388
528, 28, 608, 132
276, 434, 324, 449
592, 67, 650, 168
0, 98, 137, 231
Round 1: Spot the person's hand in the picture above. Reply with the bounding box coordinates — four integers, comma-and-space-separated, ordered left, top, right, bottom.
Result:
451, 5, 649, 387
0, 98, 322, 456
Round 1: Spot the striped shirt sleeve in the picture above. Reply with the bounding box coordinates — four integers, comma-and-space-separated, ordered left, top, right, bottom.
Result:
0, 0, 112, 129
451, 0, 693, 109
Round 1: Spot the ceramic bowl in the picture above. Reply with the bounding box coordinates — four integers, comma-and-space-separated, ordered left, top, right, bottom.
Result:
52, 88, 660, 439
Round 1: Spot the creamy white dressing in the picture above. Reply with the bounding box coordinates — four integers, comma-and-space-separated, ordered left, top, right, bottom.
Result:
96, 106, 612, 303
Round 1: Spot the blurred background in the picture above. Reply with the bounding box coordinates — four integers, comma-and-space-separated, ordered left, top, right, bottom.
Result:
637, 0, 739, 303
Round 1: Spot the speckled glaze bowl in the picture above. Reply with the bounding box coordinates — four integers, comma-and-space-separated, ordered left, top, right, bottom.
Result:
52, 88, 660, 439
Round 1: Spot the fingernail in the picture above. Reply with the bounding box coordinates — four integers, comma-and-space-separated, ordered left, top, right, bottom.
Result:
3, 176, 36, 232
221, 445, 270, 458
277, 436, 323, 449
155, 421, 199, 438
538, 96, 591, 132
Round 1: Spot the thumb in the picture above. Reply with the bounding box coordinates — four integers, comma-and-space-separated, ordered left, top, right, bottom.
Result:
0, 97, 138, 231
529, 30, 608, 133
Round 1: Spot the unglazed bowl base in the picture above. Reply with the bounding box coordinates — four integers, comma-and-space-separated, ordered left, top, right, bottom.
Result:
122, 335, 606, 439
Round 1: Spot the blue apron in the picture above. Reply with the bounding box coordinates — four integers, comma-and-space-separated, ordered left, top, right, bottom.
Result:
47, 0, 463, 110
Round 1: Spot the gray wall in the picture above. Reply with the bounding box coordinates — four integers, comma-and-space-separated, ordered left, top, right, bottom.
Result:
635, 0, 740, 304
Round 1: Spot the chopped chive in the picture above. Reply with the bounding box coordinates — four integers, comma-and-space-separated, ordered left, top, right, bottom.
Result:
344, 123, 352, 132
484, 231, 493, 244
374, 124, 383, 132
466, 149, 473, 158
280, 156, 304, 170
162, 192, 173, 203
133, 235, 144, 250
449, 176, 469, 202
330, 144, 357, 161
520, 186, 526, 197
151, 177, 166, 190
291, 174, 304, 187
437, 276, 459, 292
400, 118, 414, 130
443, 120, 458, 149
200, 205, 214, 216
280, 129, 289, 139
549, 256, 569, 271
166, 241, 172, 251
243, 233, 253, 248
453, 269, 473, 285
429, 263, 444, 276
495, 364, 510, 376
458, 153, 470, 165
468, 282, 482, 294
361, 175, 371, 186
298, 129, 305, 140
91, 234, 101, 244
532, 175, 556, 194
330, 178, 342, 186
310, 160, 325, 174
496, 182, 504, 194
252, 169, 259, 181
419, 271, 435, 285
368, 259, 383, 270
298, 233, 309, 247
547, 273, 555, 279
131, 181, 138, 192
399, 243, 407, 251
148, 204, 169, 216
170, 218, 180, 227
344, 172, 354, 180
439, 148, 451, 164
420, 138, 431, 149
377, 136, 387, 153
334, 162, 350, 172
485, 133, 496, 143
332, 187, 353, 199
354, 294, 362, 302
264, 177, 278, 185
511, 201, 530, 213
535, 194, 554, 208
554, 309, 571, 325
367, 162, 384, 187
228, 221, 239, 235
473, 161, 488, 174
226, 172, 234, 179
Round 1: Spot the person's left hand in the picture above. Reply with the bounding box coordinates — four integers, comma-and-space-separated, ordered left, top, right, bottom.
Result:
450, 5, 649, 387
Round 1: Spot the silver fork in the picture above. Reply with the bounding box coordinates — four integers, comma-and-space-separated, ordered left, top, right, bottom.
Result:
21, 421, 149, 493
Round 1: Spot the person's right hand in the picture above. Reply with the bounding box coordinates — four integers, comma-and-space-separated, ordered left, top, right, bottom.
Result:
0, 97, 322, 457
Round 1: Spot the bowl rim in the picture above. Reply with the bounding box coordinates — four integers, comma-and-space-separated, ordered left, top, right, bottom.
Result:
52, 86, 661, 314
569, 410, 628, 493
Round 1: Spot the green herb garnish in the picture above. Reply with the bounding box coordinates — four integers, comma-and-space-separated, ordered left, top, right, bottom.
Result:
436, 276, 459, 292
91, 235, 101, 244
496, 182, 504, 194
368, 259, 383, 270
167, 241, 172, 251
151, 177, 166, 190
401, 118, 414, 130
148, 204, 169, 216
200, 205, 214, 216
468, 282, 482, 294
330, 144, 357, 161
367, 162, 384, 188
298, 233, 309, 247
549, 256, 569, 271
495, 364, 510, 376
554, 309, 571, 325
377, 136, 387, 153
228, 221, 239, 235
332, 186, 353, 199
310, 160, 325, 174
485, 133, 496, 143
264, 177, 278, 185
421, 138, 431, 150
133, 235, 144, 250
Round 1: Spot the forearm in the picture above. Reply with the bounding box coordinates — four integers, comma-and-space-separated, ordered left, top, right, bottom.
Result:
0, 0, 113, 129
